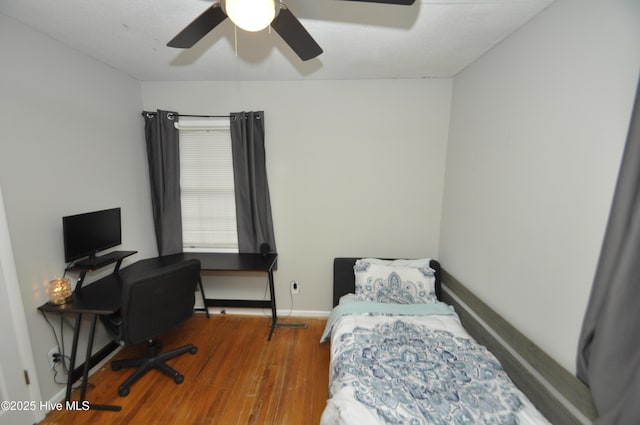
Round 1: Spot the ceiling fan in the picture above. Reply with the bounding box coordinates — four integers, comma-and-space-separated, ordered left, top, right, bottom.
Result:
167, 0, 416, 61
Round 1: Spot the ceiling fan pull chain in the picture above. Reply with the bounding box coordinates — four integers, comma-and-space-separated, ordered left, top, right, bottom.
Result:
234, 24, 238, 57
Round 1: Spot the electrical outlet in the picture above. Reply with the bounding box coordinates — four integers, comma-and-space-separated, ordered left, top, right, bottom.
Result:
47, 346, 60, 369
290, 280, 300, 294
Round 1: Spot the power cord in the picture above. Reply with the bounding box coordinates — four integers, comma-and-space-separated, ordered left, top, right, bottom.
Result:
41, 265, 98, 390
40, 307, 74, 373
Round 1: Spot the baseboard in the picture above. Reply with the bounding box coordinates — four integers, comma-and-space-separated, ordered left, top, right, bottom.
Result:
441, 269, 596, 425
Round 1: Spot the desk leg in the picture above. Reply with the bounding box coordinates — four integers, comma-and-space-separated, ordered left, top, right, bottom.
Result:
80, 314, 121, 412
267, 270, 277, 341
197, 276, 210, 319
78, 315, 96, 402
65, 312, 83, 402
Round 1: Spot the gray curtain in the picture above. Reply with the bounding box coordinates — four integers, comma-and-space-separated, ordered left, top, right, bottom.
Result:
577, 77, 640, 425
142, 110, 183, 256
230, 111, 276, 254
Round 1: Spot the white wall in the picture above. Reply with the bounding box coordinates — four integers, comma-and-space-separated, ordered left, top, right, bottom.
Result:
142, 79, 452, 313
0, 14, 156, 402
440, 0, 640, 372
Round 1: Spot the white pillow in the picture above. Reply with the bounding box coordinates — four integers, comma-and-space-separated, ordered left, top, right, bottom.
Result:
338, 293, 356, 305
354, 258, 436, 304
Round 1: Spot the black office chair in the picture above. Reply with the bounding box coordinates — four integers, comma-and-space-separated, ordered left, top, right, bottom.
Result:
101, 257, 202, 397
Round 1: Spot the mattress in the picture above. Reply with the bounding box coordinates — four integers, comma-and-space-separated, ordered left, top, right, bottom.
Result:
320, 300, 551, 425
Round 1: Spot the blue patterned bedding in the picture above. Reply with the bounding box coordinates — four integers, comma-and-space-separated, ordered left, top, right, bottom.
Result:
321, 301, 456, 343
320, 303, 550, 425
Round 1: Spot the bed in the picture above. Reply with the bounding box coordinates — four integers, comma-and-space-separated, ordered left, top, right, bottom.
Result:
320, 257, 551, 425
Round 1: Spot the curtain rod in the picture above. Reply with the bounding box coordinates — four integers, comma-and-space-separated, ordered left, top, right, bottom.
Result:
143, 112, 260, 120
173, 114, 230, 118
143, 112, 228, 119
170, 113, 259, 120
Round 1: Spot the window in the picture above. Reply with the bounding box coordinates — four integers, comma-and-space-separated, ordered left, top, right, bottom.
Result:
177, 118, 238, 253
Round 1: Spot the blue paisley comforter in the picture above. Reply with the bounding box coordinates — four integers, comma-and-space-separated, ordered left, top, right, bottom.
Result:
320, 302, 550, 425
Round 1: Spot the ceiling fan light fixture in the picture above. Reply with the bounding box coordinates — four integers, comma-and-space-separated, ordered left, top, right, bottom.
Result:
224, 0, 277, 32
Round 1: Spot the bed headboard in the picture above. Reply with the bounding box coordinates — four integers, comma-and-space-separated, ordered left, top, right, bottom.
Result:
332, 257, 442, 307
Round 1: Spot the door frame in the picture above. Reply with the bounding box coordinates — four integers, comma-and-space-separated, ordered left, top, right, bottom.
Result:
0, 184, 43, 423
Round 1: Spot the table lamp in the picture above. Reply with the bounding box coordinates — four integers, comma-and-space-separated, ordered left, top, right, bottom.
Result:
48, 277, 73, 304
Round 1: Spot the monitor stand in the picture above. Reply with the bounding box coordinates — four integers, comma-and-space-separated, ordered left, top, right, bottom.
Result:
67, 251, 137, 292
74, 252, 117, 268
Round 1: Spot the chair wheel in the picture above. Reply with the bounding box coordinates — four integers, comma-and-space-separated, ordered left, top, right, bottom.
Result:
111, 363, 121, 371
190, 346, 198, 355
118, 386, 130, 397
174, 374, 184, 384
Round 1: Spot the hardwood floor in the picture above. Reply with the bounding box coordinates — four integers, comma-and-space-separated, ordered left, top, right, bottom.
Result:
39, 314, 330, 425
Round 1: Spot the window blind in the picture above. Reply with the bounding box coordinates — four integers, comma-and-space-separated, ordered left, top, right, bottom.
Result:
178, 120, 238, 252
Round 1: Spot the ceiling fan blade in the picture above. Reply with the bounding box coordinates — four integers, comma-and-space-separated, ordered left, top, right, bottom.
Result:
270, 6, 323, 61
167, 4, 228, 48
341, 0, 415, 4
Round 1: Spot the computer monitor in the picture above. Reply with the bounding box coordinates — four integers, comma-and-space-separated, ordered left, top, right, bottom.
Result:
62, 207, 122, 263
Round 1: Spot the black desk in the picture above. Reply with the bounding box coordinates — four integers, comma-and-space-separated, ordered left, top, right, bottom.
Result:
38, 273, 123, 411
37, 250, 137, 411
178, 252, 279, 340
38, 252, 278, 410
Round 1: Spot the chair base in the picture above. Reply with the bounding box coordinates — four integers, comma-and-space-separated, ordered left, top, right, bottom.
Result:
111, 339, 197, 397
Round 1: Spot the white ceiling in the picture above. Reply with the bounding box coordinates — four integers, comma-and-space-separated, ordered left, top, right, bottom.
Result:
0, 0, 554, 81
